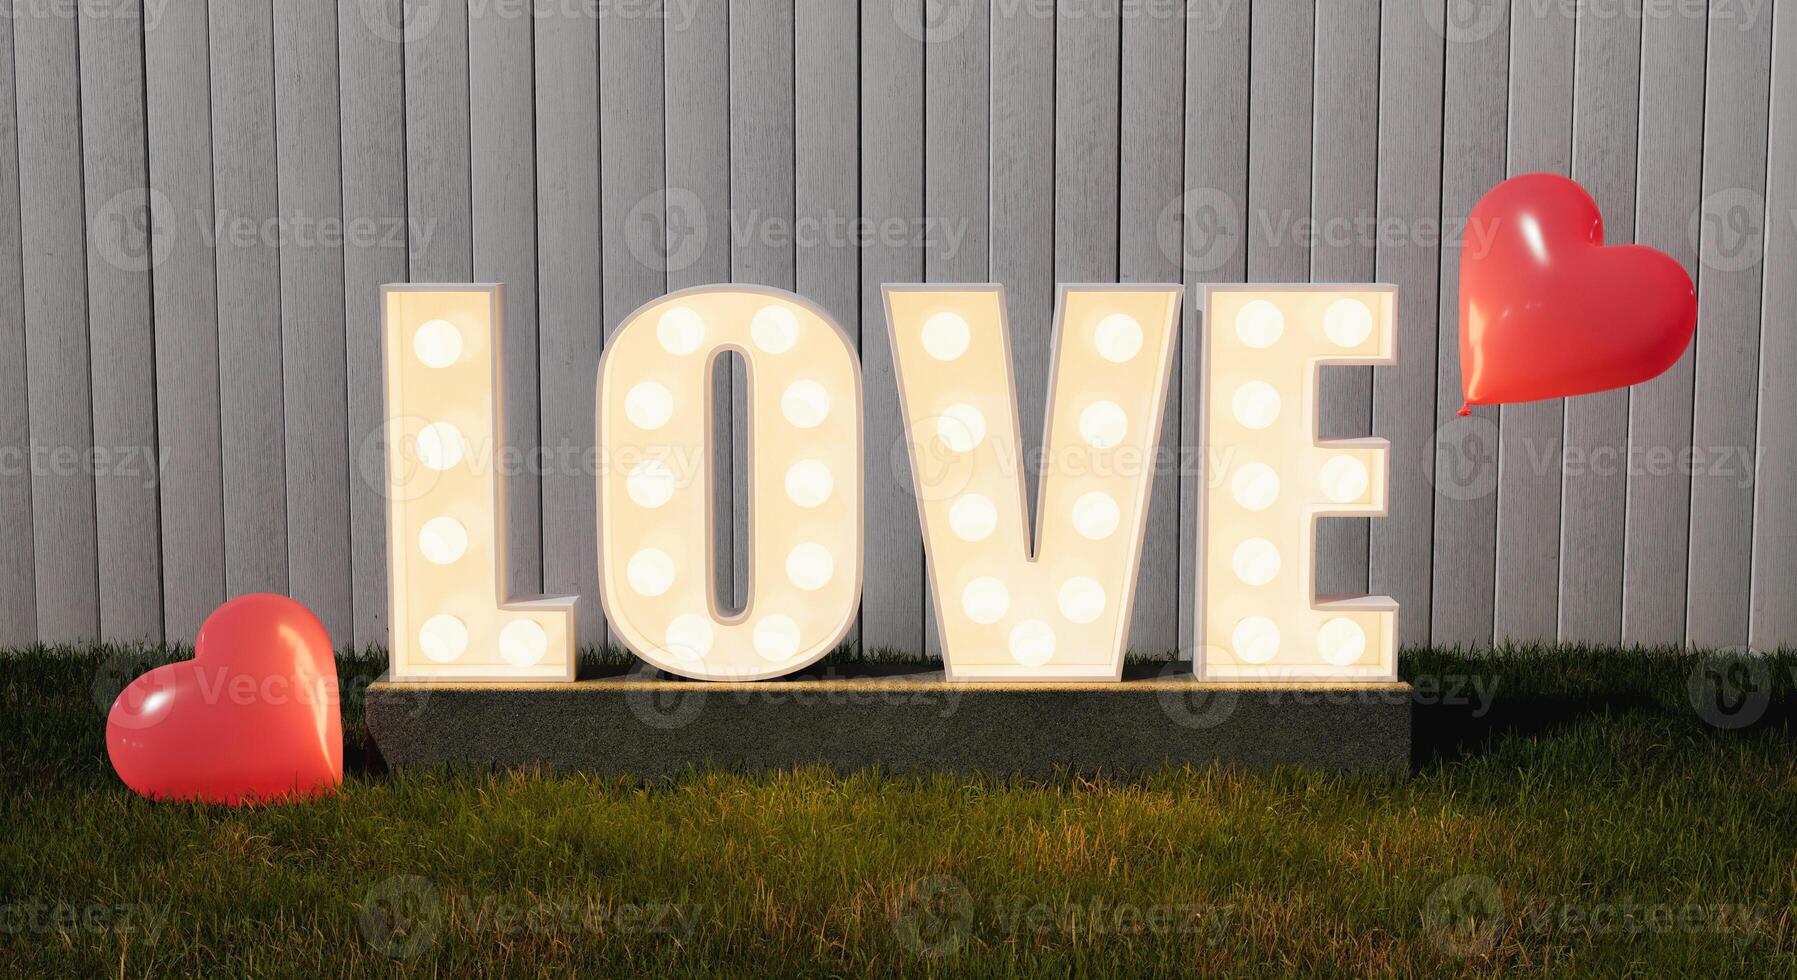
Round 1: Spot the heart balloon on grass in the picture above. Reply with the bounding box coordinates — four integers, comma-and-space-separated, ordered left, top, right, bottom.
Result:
1459, 173, 1696, 413
106, 594, 342, 805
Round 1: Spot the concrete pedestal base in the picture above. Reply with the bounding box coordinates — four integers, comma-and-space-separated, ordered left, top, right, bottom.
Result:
365, 664, 1412, 778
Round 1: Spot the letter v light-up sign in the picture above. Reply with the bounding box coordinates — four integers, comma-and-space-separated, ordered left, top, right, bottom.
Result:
1199, 285, 1398, 682
382, 285, 576, 681
597, 286, 864, 681
885, 285, 1182, 680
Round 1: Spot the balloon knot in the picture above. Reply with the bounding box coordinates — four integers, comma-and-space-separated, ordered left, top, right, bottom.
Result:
1458, 404, 1472, 417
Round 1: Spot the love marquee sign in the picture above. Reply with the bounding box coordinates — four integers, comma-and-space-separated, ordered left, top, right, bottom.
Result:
380, 282, 1396, 686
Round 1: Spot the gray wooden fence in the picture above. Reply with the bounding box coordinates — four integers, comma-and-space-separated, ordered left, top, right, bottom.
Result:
2, 0, 1793, 654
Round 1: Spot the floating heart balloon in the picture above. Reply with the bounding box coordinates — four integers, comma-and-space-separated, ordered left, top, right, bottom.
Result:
106, 594, 342, 804
1459, 173, 1696, 413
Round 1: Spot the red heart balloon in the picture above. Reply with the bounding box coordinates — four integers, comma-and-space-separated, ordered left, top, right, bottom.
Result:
1459, 173, 1695, 412
106, 594, 342, 805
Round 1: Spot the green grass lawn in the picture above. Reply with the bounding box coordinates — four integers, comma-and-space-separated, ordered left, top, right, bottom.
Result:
2, 645, 1794, 977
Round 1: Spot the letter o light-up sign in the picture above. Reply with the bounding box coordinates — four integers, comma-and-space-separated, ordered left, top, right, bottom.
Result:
597, 287, 863, 680
1199, 285, 1398, 682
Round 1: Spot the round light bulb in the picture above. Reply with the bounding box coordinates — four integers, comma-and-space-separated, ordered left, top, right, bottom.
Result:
785, 543, 834, 591
414, 422, 466, 471
626, 459, 677, 509
1318, 617, 1367, 666
1323, 298, 1374, 348
656, 305, 706, 355
1235, 299, 1284, 348
961, 576, 1010, 625
936, 403, 986, 453
418, 516, 468, 564
1078, 401, 1129, 449
1071, 491, 1121, 540
499, 620, 549, 667
1230, 462, 1280, 511
1008, 619, 1057, 667
1093, 313, 1143, 363
750, 304, 799, 353
1231, 616, 1280, 664
781, 380, 831, 429
663, 614, 713, 661
1056, 576, 1106, 625
921, 311, 971, 361
418, 615, 467, 663
784, 460, 834, 508
1232, 537, 1281, 586
1320, 455, 1370, 503
1231, 381, 1281, 430
413, 319, 463, 368
626, 548, 676, 597
752, 614, 802, 662
624, 382, 676, 430
948, 494, 998, 542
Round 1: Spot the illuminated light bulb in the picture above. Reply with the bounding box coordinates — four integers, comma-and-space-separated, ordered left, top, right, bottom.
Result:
1317, 617, 1367, 666
417, 516, 469, 565
961, 576, 1010, 625
413, 318, 463, 367
1078, 400, 1129, 449
626, 548, 676, 597
626, 459, 677, 509
1008, 619, 1057, 667
624, 382, 676, 430
1056, 576, 1106, 625
1320, 455, 1370, 503
921, 311, 971, 361
418, 614, 468, 663
1231, 616, 1280, 664
663, 614, 713, 661
1230, 462, 1281, 511
1234, 299, 1285, 348
1093, 313, 1143, 363
1231, 537, 1281, 586
1323, 297, 1374, 348
936, 403, 987, 453
1230, 381, 1281, 430
752, 614, 802, 661
784, 460, 834, 508
1070, 491, 1121, 540
948, 493, 998, 542
785, 542, 834, 591
656, 305, 706, 355
414, 422, 466, 471
781, 380, 831, 429
499, 620, 549, 667
750, 304, 800, 353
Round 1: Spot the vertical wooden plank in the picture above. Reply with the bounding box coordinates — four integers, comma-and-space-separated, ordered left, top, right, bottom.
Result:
1687, 5, 1773, 648
1310, 0, 1379, 601
1495, 0, 1574, 644
339, 0, 409, 648
732, 0, 798, 612
1559, 3, 1641, 644
1118, 0, 1180, 654
1429, 0, 1507, 649
14, 7, 99, 641
1245, 1, 1312, 282
860, 0, 923, 654
922, 0, 988, 658
470, 0, 543, 605
1370, 0, 1446, 648
0, 8, 35, 644
1620, 0, 1704, 647
1750, 4, 1796, 650
1177, 3, 1250, 658
795, 0, 857, 334
406, 0, 472, 284
665, 0, 732, 607
80, 3, 163, 641
146, 1, 226, 643
273, 0, 352, 642
534, 2, 604, 648
210, 0, 289, 598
